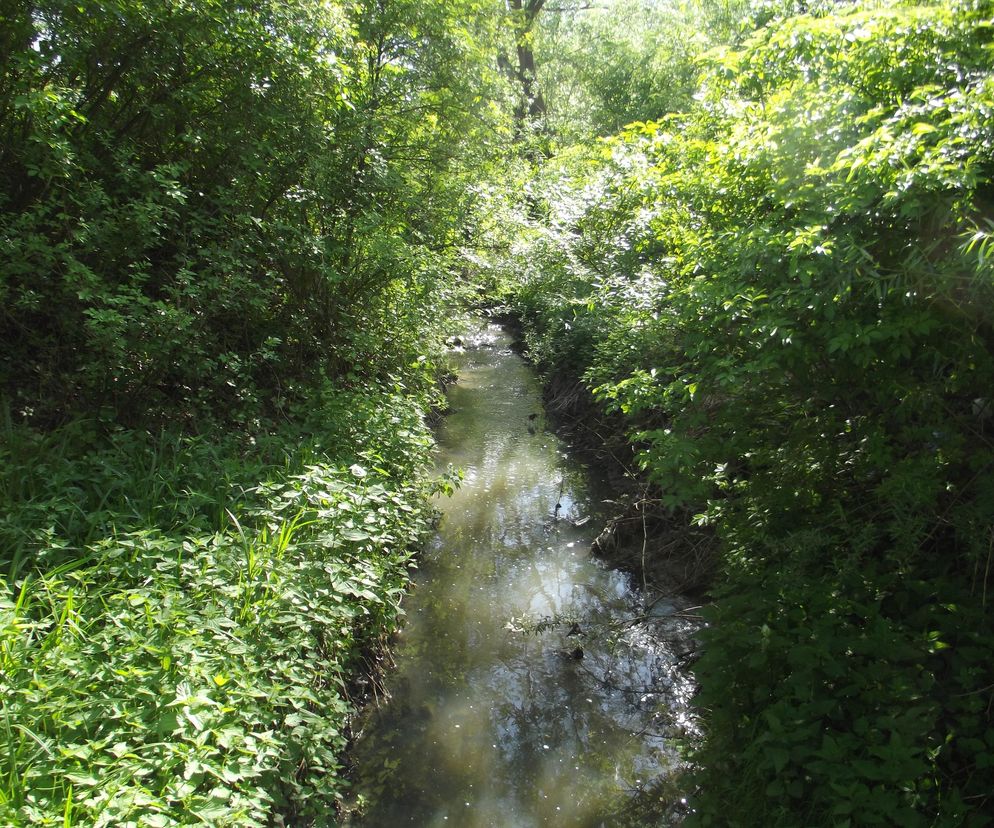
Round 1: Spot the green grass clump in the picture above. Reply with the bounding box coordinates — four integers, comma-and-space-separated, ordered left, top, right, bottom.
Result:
0, 387, 442, 826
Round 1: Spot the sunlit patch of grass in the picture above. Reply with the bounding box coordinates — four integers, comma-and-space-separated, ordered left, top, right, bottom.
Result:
0, 389, 440, 825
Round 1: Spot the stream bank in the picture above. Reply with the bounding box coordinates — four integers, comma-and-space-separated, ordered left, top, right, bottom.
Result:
491, 308, 717, 599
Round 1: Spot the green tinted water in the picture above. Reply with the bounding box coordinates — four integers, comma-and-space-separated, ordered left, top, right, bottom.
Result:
349, 323, 695, 826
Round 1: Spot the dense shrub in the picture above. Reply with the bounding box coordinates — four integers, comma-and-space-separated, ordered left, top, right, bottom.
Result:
499, 2, 994, 823
0, 0, 495, 427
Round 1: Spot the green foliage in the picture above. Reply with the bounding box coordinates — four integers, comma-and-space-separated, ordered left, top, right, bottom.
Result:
501, 0, 994, 823
695, 560, 994, 826
0, 1, 508, 822
0, 0, 503, 427
8, 0, 994, 821
535, 1, 707, 137
0, 385, 441, 825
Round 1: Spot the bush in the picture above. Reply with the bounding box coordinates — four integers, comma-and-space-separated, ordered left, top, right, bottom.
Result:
0, 387, 443, 825
502, 2, 994, 823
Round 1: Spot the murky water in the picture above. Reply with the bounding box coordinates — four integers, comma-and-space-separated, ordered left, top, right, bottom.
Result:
349, 323, 696, 827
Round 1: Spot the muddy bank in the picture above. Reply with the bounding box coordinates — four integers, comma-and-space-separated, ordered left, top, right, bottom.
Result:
487, 308, 716, 599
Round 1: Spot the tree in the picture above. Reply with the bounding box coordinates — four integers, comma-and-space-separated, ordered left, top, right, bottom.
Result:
500, 0, 548, 137
0, 0, 503, 428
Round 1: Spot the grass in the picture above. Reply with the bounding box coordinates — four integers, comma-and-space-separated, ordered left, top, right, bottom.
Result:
0, 386, 444, 826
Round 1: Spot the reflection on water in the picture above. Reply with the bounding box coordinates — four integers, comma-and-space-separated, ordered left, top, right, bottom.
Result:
349, 323, 695, 827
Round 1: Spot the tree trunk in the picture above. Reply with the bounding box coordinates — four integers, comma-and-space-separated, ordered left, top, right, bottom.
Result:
507, 0, 547, 132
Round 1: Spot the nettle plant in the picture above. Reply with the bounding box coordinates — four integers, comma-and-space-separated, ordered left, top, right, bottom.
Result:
0, 382, 444, 826
0, 465, 436, 826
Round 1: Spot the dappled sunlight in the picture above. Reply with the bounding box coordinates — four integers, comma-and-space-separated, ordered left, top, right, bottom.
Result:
350, 324, 696, 825
8, 0, 990, 823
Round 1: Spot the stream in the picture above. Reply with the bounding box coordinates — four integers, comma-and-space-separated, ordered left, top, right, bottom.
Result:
348, 322, 698, 827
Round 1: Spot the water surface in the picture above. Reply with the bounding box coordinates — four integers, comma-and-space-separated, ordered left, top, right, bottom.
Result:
350, 323, 695, 826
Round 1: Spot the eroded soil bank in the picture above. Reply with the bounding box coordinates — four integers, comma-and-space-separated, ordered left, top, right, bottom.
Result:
344, 321, 701, 827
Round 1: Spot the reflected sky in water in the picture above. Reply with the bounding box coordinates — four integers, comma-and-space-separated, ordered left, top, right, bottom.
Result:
349, 324, 695, 827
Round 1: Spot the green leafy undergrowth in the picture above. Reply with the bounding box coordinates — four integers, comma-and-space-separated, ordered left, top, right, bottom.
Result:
693, 556, 994, 827
0, 387, 443, 826
494, 0, 994, 823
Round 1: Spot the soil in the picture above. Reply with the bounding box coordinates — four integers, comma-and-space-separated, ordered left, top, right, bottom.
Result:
485, 306, 717, 598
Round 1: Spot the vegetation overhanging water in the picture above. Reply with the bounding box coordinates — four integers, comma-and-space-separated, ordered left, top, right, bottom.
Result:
3, 0, 993, 824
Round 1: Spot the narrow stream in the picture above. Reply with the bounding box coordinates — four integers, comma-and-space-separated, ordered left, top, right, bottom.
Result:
349, 323, 697, 827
